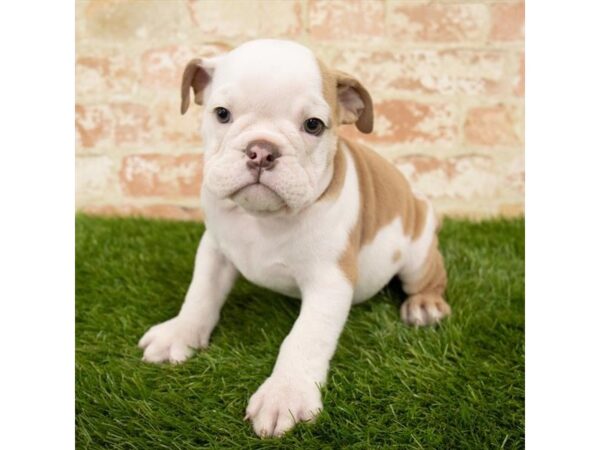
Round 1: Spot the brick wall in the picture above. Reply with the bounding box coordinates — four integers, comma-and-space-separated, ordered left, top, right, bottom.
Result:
76, 0, 524, 220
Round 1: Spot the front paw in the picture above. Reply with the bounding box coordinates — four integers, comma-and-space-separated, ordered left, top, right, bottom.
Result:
245, 374, 323, 438
138, 317, 208, 364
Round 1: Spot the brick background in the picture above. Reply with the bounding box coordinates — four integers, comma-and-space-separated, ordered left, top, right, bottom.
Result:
76, 0, 525, 220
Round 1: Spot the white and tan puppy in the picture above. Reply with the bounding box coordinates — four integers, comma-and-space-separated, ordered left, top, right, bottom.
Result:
139, 39, 450, 437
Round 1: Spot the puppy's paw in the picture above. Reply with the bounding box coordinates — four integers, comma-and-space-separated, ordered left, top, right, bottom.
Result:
401, 293, 451, 326
245, 374, 322, 438
138, 317, 208, 364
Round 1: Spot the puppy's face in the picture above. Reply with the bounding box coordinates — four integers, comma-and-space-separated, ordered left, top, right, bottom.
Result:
181, 39, 373, 215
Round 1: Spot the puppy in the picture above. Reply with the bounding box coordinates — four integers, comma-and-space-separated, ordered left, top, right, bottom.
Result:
139, 39, 450, 437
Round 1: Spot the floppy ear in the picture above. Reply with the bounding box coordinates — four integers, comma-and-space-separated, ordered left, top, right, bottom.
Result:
335, 71, 373, 134
180, 58, 215, 115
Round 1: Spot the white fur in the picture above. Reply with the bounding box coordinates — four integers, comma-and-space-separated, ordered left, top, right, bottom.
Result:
139, 230, 237, 363
138, 39, 441, 437
201, 39, 336, 213
354, 217, 408, 303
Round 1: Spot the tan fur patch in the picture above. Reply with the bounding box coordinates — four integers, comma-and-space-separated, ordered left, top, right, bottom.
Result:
392, 249, 402, 263
316, 59, 373, 133
338, 139, 429, 284
403, 236, 447, 296
318, 144, 347, 202
346, 139, 428, 243
338, 224, 361, 285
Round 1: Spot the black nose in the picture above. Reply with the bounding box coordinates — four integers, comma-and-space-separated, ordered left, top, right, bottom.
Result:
245, 140, 281, 171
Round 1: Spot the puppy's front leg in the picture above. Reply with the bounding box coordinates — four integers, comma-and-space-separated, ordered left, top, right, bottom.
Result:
246, 271, 353, 437
139, 230, 237, 363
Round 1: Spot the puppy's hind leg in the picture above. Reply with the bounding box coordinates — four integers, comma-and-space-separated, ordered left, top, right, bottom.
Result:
399, 236, 450, 326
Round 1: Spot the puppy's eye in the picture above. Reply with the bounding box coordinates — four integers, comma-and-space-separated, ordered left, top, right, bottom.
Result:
214, 107, 231, 124
303, 118, 325, 136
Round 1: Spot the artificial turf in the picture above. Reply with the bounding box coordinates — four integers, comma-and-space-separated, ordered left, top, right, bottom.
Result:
75, 214, 524, 449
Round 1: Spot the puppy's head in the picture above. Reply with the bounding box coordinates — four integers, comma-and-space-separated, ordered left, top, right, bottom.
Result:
181, 39, 373, 215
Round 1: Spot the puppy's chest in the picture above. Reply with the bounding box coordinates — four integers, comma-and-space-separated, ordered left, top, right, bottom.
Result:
210, 216, 302, 298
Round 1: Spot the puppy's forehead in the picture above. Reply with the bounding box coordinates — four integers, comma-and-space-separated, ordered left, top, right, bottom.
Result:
212, 40, 325, 105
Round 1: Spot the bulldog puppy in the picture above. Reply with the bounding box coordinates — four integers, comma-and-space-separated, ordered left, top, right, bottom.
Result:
139, 39, 450, 437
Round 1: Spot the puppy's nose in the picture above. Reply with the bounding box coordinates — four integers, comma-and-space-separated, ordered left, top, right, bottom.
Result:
245, 140, 281, 171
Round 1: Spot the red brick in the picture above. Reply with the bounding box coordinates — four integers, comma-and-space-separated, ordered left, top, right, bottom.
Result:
76, 56, 109, 99
328, 48, 515, 96
112, 103, 151, 146
266, 0, 303, 36
76, 52, 139, 99
464, 104, 522, 147
388, 3, 490, 43
76, 102, 154, 150
394, 154, 499, 199
119, 154, 204, 198
395, 154, 457, 178
491, 2, 525, 41
77, 0, 194, 43
75, 104, 113, 149
513, 52, 525, 96
76, 100, 203, 150
308, 0, 385, 40
153, 99, 204, 147
191, 0, 261, 39
342, 100, 457, 146
506, 154, 525, 195
81, 204, 203, 222
76, 156, 117, 201
141, 46, 194, 89
191, 0, 302, 38
141, 43, 229, 89
191, 1, 302, 39
77, 56, 110, 79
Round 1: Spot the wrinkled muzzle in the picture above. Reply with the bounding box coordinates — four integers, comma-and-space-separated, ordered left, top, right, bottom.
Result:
203, 137, 315, 213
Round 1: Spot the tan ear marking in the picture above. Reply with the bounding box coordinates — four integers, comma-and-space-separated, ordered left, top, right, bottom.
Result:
316, 60, 374, 134
180, 58, 211, 115
335, 71, 374, 134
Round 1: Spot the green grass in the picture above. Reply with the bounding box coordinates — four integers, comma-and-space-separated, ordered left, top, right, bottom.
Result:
76, 215, 524, 449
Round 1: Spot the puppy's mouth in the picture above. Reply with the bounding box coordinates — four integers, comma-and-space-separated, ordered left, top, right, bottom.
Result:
230, 180, 277, 198
229, 181, 285, 213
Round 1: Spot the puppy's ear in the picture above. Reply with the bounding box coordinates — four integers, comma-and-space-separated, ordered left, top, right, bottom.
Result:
180, 58, 216, 115
335, 71, 373, 134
